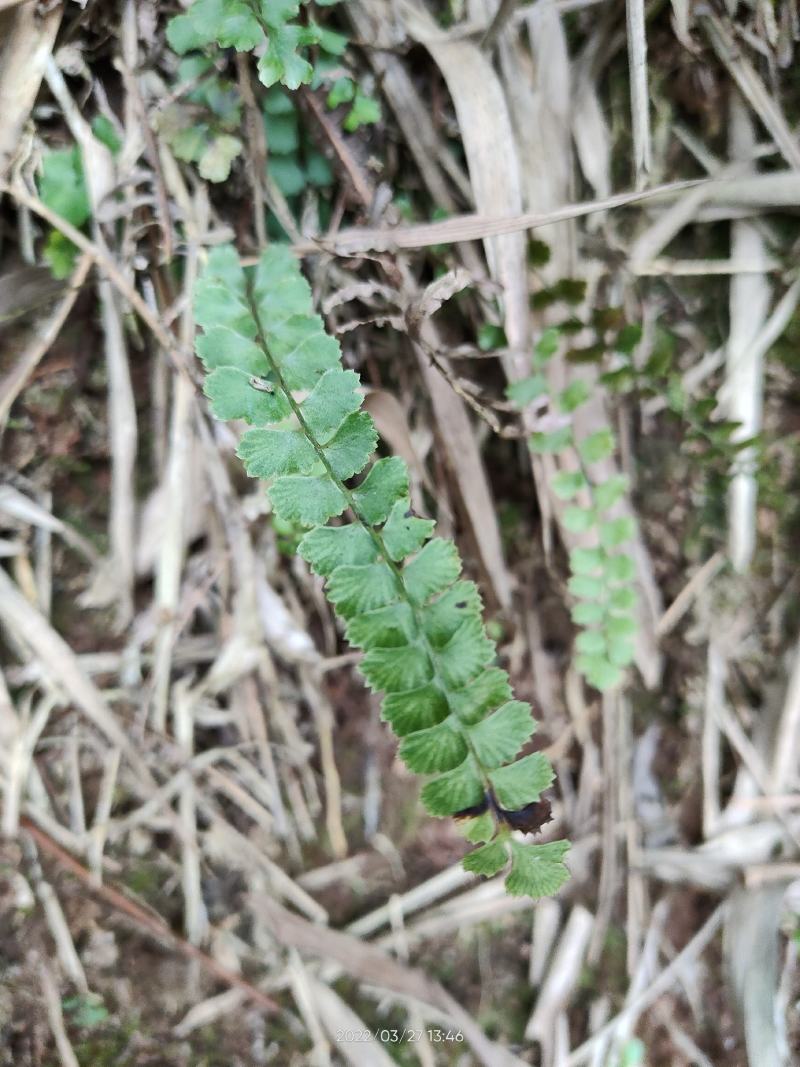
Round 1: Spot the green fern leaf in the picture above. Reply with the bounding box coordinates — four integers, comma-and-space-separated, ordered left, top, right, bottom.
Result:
300, 368, 362, 438
575, 630, 606, 656
571, 601, 604, 625
488, 752, 554, 809
579, 429, 615, 463
569, 547, 605, 576
576, 654, 621, 690
605, 555, 636, 582
552, 470, 587, 500
608, 637, 635, 667
204, 367, 288, 424
462, 840, 509, 877
166, 14, 207, 53
505, 840, 570, 898
460, 811, 496, 844
345, 602, 415, 650
39, 148, 91, 229
421, 581, 483, 647
606, 615, 636, 638
380, 683, 449, 736
237, 428, 317, 478
567, 575, 604, 600
600, 516, 636, 548
399, 719, 468, 774
449, 667, 513, 725
467, 701, 535, 766
269, 475, 346, 526
506, 375, 547, 406
258, 24, 315, 90
563, 505, 594, 533
420, 756, 484, 816
437, 616, 495, 688
594, 474, 628, 511
194, 282, 255, 337
196, 327, 268, 376
204, 244, 249, 291
298, 525, 377, 576
187, 0, 263, 50
261, 0, 301, 27
609, 587, 637, 613
323, 412, 377, 479
167, 0, 321, 93
272, 322, 341, 389
252, 244, 310, 313
403, 539, 461, 605
325, 562, 398, 617
352, 457, 408, 524
361, 644, 433, 692
382, 500, 435, 562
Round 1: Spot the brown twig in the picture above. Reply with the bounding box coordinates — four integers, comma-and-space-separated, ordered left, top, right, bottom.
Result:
236, 53, 268, 249
300, 88, 375, 209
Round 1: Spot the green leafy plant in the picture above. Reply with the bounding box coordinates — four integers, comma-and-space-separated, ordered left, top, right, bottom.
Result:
62, 994, 109, 1029
38, 117, 121, 277
325, 74, 381, 132
165, 2, 376, 194
167, 0, 340, 91
566, 312, 773, 552
508, 326, 639, 692
193, 244, 570, 898
157, 55, 244, 182
601, 323, 759, 465
263, 83, 333, 201
307, 15, 382, 131
38, 146, 91, 277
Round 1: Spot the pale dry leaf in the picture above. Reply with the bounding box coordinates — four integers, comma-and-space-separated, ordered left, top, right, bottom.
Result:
251, 893, 526, 1067
625, 0, 652, 186
516, 0, 575, 275
307, 977, 397, 1067
348, 0, 474, 208
313, 179, 708, 256
572, 73, 612, 204
719, 97, 771, 573
725, 885, 790, 1067
703, 13, 800, 171
410, 267, 473, 325
0, 4, 62, 177
134, 448, 207, 577
398, 0, 530, 355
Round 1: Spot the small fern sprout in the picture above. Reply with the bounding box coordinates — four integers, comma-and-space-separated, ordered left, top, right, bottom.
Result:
193, 245, 570, 899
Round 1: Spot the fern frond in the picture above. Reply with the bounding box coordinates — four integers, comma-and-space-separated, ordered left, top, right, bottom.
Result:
168, 0, 319, 90
194, 244, 570, 899
508, 322, 640, 692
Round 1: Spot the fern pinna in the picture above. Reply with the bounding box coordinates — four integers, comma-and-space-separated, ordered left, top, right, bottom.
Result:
194, 245, 570, 899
